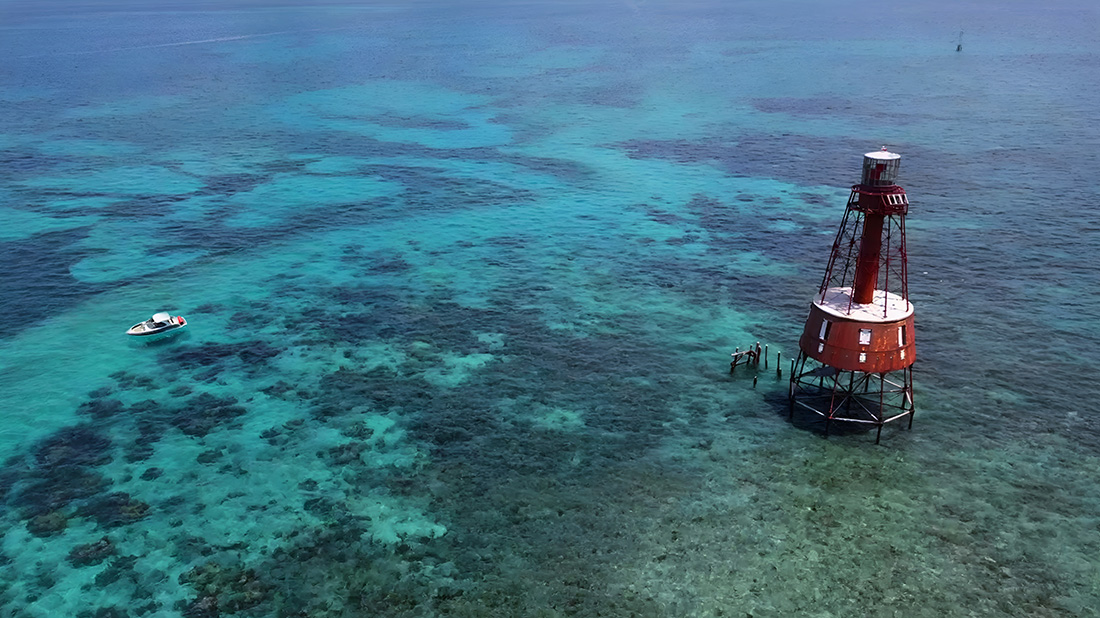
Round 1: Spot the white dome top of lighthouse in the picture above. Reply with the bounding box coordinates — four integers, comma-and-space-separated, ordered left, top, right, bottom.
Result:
864, 147, 901, 161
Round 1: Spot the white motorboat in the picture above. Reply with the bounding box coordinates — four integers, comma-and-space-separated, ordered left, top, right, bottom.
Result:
126, 312, 187, 337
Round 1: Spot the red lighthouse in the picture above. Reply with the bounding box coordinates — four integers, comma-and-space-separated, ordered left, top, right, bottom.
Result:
789, 148, 915, 442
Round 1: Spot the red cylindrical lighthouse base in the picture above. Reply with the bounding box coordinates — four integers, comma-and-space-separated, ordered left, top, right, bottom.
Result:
798, 304, 915, 373
796, 286, 916, 373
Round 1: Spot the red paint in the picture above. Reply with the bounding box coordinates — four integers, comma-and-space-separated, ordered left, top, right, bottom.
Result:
852, 212, 883, 304
795, 149, 917, 373
798, 304, 915, 373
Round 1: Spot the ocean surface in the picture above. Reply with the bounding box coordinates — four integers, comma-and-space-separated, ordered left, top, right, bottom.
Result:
1, 1, 1099, 616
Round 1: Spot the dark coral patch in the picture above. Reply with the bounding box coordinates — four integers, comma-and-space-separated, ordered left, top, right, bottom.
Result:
68, 536, 116, 567
199, 173, 268, 197
119, 409, 168, 463
78, 397, 125, 420
192, 302, 225, 314
140, 467, 164, 481
88, 386, 113, 398
617, 133, 869, 187
78, 492, 151, 528
179, 562, 269, 616
644, 206, 688, 225
16, 468, 110, 517
302, 496, 344, 520
26, 510, 69, 537
751, 96, 866, 119
161, 340, 282, 371
34, 425, 112, 469
0, 149, 72, 176
171, 392, 248, 437
109, 370, 157, 390
94, 555, 140, 587
76, 606, 131, 618
323, 441, 367, 466
196, 449, 223, 465
0, 227, 105, 340
368, 256, 412, 274
243, 524, 415, 615
100, 195, 192, 224
371, 113, 471, 131
260, 380, 296, 399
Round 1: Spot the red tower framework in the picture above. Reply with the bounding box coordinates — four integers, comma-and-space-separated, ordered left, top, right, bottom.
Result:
789, 148, 915, 442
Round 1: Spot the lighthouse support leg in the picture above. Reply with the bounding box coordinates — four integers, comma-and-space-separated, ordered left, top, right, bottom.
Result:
905, 366, 915, 430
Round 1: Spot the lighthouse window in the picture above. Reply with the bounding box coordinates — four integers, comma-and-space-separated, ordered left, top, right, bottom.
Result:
898, 325, 907, 346
859, 352, 867, 363
859, 328, 872, 345
818, 319, 832, 341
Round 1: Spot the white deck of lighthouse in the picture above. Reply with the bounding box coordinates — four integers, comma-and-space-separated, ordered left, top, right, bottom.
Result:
813, 286, 913, 323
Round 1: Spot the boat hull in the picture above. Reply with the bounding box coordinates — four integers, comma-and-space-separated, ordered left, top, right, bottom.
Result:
126, 324, 185, 337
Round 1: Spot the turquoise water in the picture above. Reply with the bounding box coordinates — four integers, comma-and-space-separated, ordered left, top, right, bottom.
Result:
2, 1, 1099, 615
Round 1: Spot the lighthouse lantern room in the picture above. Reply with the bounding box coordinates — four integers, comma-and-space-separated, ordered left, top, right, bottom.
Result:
789, 148, 916, 443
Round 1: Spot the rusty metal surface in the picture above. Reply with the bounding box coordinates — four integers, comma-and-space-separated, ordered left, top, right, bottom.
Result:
798, 303, 915, 373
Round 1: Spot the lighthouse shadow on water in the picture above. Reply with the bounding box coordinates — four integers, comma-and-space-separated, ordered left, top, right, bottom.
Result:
762, 390, 881, 440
